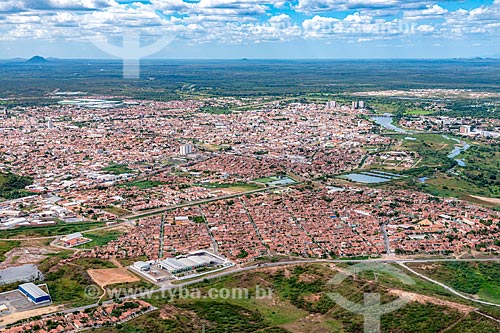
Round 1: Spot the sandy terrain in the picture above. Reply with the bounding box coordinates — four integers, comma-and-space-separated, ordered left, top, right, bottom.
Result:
388, 289, 475, 314
0, 305, 65, 327
87, 268, 139, 287
470, 195, 500, 205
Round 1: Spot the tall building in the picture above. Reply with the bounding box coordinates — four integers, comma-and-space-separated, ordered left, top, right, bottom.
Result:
326, 101, 337, 108
358, 101, 365, 108
180, 143, 193, 155
460, 125, 471, 135
352, 101, 358, 109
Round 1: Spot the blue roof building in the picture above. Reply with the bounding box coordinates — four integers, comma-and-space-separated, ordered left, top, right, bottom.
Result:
18, 283, 51, 304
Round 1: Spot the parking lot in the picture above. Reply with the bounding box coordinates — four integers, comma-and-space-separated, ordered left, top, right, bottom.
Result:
0, 285, 52, 315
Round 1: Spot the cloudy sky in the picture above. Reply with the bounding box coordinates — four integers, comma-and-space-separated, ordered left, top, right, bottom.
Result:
0, 0, 499, 59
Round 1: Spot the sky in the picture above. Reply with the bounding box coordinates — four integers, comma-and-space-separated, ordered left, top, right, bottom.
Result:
0, 0, 499, 59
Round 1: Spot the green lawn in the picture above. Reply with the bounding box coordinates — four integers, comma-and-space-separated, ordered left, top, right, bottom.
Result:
103, 206, 131, 216
1, 221, 105, 239
198, 182, 261, 191
102, 163, 134, 175
254, 176, 280, 183
119, 180, 165, 189
75, 230, 124, 248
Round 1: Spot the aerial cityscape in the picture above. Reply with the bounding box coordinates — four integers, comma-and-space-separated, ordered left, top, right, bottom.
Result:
1, 0, 500, 332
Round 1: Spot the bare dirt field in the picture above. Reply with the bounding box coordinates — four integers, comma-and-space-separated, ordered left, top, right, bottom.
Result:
0, 247, 56, 270
470, 195, 500, 206
87, 268, 140, 287
0, 305, 65, 327
388, 289, 475, 314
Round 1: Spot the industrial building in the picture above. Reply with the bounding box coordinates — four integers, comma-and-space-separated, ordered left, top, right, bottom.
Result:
18, 283, 51, 304
158, 251, 226, 275
60, 232, 91, 247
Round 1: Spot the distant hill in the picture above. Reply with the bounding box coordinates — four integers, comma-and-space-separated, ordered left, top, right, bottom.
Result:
26, 56, 47, 63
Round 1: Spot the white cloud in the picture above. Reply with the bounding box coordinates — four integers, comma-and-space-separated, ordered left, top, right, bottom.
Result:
416, 24, 434, 33
0, 0, 498, 47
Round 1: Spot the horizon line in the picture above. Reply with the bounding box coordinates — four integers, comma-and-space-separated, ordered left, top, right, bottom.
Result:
1, 56, 499, 61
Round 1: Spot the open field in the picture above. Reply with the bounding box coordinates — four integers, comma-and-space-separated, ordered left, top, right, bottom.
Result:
0, 221, 105, 239
75, 229, 126, 248
93, 263, 500, 333
2, 60, 499, 100
407, 261, 500, 305
375, 134, 500, 202
471, 196, 500, 205
0, 245, 55, 269
119, 180, 165, 189
87, 268, 140, 288
0, 241, 20, 263
0, 305, 65, 328
102, 163, 134, 175
103, 206, 132, 216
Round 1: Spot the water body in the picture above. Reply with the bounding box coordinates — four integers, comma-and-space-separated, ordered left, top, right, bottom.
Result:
342, 170, 402, 184
419, 177, 429, 183
447, 142, 471, 167
372, 115, 407, 134
343, 173, 391, 183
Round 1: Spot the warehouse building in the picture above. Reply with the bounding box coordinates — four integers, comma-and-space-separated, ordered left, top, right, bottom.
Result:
158, 251, 226, 275
18, 283, 51, 304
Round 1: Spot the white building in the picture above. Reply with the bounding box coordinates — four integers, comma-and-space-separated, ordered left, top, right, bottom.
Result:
179, 143, 193, 155
326, 101, 337, 108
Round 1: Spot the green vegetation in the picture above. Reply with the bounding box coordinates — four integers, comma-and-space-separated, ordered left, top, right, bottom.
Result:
414, 142, 500, 199
367, 99, 435, 116
0, 172, 34, 200
407, 262, 500, 304
39, 257, 115, 306
0, 221, 105, 239
460, 143, 500, 197
254, 176, 281, 183
200, 106, 233, 114
102, 163, 134, 175
103, 206, 131, 216
380, 303, 461, 332
119, 180, 165, 189
0, 240, 20, 262
103, 280, 157, 301
75, 230, 123, 248
376, 134, 499, 200
197, 182, 261, 191
4, 59, 499, 100
97, 263, 500, 332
